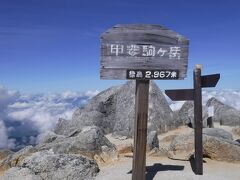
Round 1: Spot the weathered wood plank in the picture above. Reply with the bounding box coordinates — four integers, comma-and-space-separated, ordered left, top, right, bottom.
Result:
102, 24, 189, 45
101, 57, 188, 69
201, 74, 220, 88
194, 65, 203, 175
132, 80, 149, 180
165, 89, 194, 101
100, 24, 189, 80
101, 34, 187, 45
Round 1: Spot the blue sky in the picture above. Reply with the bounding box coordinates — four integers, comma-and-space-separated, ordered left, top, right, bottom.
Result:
0, 0, 240, 92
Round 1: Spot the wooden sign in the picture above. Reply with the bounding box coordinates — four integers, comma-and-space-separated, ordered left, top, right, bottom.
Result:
100, 24, 190, 180
165, 65, 220, 175
165, 89, 194, 100
100, 24, 189, 80
165, 74, 220, 100
201, 74, 220, 87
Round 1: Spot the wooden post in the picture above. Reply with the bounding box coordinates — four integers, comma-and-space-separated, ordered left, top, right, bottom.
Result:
194, 64, 203, 175
165, 67, 219, 176
132, 80, 150, 180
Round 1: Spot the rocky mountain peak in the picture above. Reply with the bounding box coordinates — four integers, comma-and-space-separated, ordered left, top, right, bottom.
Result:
55, 81, 174, 137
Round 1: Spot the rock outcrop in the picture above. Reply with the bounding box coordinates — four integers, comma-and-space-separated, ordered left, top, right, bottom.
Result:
55, 81, 174, 137
175, 101, 208, 128
0, 146, 35, 174
147, 131, 159, 151
0, 150, 13, 161
2, 150, 99, 180
168, 128, 240, 162
206, 97, 240, 126
203, 135, 240, 162
168, 133, 195, 160
0, 126, 112, 179
232, 126, 240, 137
36, 126, 115, 158
2, 167, 43, 180
203, 128, 233, 140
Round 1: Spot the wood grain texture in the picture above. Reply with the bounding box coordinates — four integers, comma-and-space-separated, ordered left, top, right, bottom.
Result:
165, 89, 194, 101
193, 67, 203, 175
201, 74, 220, 88
101, 57, 188, 69
100, 24, 189, 80
132, 80, 149, 180
101, 24, 189, 45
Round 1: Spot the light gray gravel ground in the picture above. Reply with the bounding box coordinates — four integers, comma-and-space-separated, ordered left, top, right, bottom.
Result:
95, 157, 240, 180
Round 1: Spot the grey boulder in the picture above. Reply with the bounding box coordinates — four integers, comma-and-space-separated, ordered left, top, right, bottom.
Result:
36, 126, 115, 157
168, 133, 195, 160
38, 131, 65, 144
203, 135, 240, 162
206, 97, 240, 126
0, 146, 36, 170
168, 128, 240, 162
2, 167, 43, 180
2, 150, 100, 180
203, 128, 233, 140
176, 101, 208, 128
147, 131, 159, 151
0, 149, 13, 161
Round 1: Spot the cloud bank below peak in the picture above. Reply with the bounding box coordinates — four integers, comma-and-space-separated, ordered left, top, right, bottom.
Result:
0, 85, 240, 150
0, 86, 99, 150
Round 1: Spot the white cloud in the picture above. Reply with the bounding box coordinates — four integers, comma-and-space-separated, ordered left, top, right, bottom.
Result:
164, 89, 240, 111
202, 90, 240, 110
8, 92, 92, 131
0, 87, 19, 103
0, 86, 20, 118
61, 91, 80, 99
8, 102, 31, 109
7, 138, 16, 149
8, 108, 35, 121
85, 90, 99, 98
0, 120, 16, 149
0, 120, 8, 148
167, 90, 240, 111
0, 86, 98, 149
